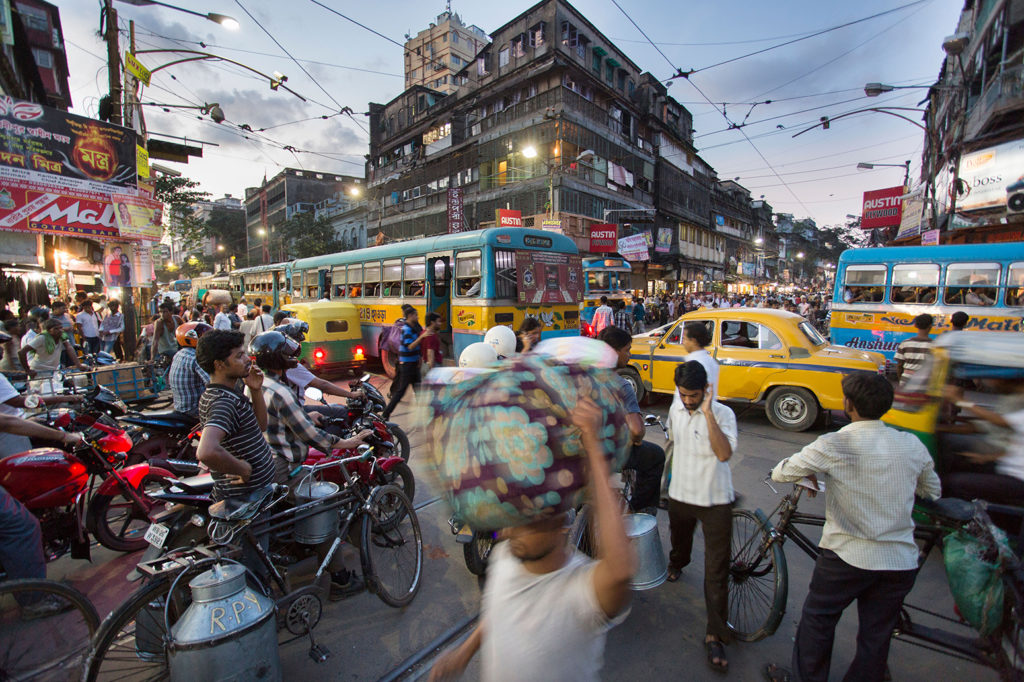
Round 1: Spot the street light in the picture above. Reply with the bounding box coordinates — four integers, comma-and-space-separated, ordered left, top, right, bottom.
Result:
216, 244, 225, 252
141, 101, 226, 123
521, 145, 538, 159
348, 186, 361, 197
257, 228, 267, 236
856, 160, 911, 187
114, 0, 240, 29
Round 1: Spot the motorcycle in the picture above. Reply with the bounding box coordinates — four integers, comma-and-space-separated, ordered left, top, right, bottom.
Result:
448, 516, 498, 577
305, 418, 414, 503
0, 408, 175, 562
117, 409, 199, 463
305, 374, 410, 462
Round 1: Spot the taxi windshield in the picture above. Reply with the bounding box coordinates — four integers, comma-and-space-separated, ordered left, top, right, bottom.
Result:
799, 321, 827, 346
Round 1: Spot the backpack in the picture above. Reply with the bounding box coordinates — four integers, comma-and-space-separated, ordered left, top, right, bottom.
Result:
381, 319, 406, 353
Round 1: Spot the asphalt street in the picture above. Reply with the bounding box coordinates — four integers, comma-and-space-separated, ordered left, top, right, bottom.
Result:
49, 374, 998, 682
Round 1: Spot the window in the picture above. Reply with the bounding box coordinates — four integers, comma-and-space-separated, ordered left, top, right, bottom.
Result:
494, 249, 517, 299
628, 80, 635, 97
16, 4, 48, 32
325, 320, 349, 333
800, 321, 827, 347
32, 48, 52, 69
592, 52, 601, 73
331, 268, 346, 298
576, 35, 589, 59
890, 263, 938, 304
404, 257, 425, 296
499, 46, 510, 67
665, 319, 712, 345
451, 55, 461, 67
944, 262, 1000, 306
842, 265, 886, 303
605, 61, 614, 83
497, 160, 508, 186
721, 321, 782, 350
442, 32, 447, 42
512, 34, 526, 58
617, 70, 626, 91
561, 21, 578, 47
346, 264, 362, 298
1006, 263, 1024, 306
363, 262, 381, 297
529, 22, 546, 47
477, 52, 490, 76
455, 251, 481, 297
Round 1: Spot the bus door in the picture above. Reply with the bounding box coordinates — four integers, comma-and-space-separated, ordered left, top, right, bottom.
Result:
427, 254, 453, 353
317, 269, 329, 299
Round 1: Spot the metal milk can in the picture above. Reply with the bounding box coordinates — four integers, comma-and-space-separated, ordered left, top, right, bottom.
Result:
168, 563, 281, 681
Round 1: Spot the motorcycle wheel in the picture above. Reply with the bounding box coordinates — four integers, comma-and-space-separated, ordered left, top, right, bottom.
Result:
385, 422, 411, 461
463, 531, 496, 576
88, 474, 166, 552
381, 461, 415, 504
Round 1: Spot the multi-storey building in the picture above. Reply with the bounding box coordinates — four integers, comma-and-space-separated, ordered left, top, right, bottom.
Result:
403, 11, 489, 95
920, 0, 1024, 243
244, 169, 363, 264
315, 192, 368, 251
4, 1, 70, 110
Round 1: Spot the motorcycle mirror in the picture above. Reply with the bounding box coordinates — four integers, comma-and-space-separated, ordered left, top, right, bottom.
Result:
643, 414, 660, 426
360, 373, 370, 383
304, 387, 324, 402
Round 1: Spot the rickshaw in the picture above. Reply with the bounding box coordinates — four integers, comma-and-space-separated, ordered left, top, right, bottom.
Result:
882, 335, 1024, 461
277, 300, 366, 375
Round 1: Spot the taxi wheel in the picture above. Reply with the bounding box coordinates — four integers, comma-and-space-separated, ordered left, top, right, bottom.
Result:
617, 368, 646, 404
766, 387, 819, 432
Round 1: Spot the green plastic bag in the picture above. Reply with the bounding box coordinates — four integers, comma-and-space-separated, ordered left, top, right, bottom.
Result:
943, 526, 1010, 636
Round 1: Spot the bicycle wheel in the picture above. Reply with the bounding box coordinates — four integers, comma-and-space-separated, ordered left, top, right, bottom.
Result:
360, 485, 422, 608
568, 505, 596, 558
728, 508, 788, 642
84, 569, 200, 681
0, 578, 99, 681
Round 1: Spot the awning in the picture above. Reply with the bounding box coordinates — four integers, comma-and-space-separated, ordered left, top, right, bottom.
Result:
606, 58, 620, 68
592, 46, 608, 57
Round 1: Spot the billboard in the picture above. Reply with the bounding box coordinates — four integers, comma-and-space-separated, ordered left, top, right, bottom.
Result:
111, 192, 162, 240
589, 223, 617, 252
494, 208, 521, 227
447, 187, 463, 233
861, 186, 905, 229
655, 227, 672, 253
515, 250, 582, 305
618, 233, 649, 261
955, 139, 1024, 212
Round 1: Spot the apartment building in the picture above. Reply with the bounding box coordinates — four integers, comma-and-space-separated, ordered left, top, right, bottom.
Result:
403, 11, 489, 95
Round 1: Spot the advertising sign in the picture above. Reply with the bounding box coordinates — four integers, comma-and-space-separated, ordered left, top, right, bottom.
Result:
494, 208, 522, 227
860, 186, 905, 229
618, 233, 649, 261
956, 139, 1024, 212
655, 227, 672, 253
0, 177, 122, 239
921, 229, 940, 246
515, 250, 582, 305
103, 243, 135, 287
895, 188, 926, 240
136, 144, 149, 180
589, 223, 617, 253
446, 187, 463, 234
540, 219, 561, 233
124, 51, 151, 87
110, 192, 163, 240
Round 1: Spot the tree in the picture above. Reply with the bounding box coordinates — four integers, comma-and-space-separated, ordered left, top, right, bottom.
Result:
205, 207, 246, 265
277, 211, 343, 259
154, 175, 210, 252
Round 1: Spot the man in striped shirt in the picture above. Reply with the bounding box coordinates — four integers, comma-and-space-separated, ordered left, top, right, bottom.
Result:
612, 300, 635, 335
195, 329, 276, 502
382, 305, 425, 421
894, 314, 934, 386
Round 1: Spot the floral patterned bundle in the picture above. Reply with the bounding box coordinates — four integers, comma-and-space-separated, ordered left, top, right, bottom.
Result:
419, 351, 630, 530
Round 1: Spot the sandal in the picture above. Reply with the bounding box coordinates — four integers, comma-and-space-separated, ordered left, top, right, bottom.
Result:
666, 567, 682, 582
763, 663, 791, 682
705, 639, 728, 673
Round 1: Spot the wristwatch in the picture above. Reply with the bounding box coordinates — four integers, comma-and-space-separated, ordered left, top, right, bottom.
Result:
955, 400, 976, 410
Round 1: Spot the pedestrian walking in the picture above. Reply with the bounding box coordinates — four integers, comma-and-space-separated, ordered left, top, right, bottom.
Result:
764, 374, 941, 682
895, 314, 934, 386
75, 300, 100, 355
591, 296, 614, 334
612, 300, 634, 335
633, 297, 647, 332
665, 360, 738, 673
98, 300, 124, 354
381, 306, 424, 421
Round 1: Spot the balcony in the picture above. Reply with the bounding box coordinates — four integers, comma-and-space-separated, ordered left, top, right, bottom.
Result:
965, 64, 1024, 140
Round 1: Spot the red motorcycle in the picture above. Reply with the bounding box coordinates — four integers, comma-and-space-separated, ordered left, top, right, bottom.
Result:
304, 416, 414, 502
0, 410, 175, 561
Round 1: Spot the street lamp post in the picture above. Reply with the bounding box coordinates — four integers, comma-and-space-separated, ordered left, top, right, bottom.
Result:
856, 160, 911, 188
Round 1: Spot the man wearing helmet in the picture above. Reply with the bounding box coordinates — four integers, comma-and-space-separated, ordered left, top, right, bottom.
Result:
274, 320, 362, 420
247, 330, 371, 599
169, 321, 212, 418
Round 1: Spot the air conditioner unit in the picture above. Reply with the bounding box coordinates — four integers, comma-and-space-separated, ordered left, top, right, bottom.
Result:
1007, 177, 1024, 214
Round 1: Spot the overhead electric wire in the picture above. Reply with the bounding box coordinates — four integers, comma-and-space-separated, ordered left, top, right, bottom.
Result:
726, 150, 917, 181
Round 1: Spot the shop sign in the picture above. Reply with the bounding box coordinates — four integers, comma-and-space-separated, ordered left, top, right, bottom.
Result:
618, 233, 649, 261
589, 223, 617, 252
921, 229, 940, 246
895, 188, 925, 240
860, 186, 904, 229
447, 187, 463, 233
111, 192, 163, 240
136, 144, 149, 179
494, 208, 521, 227
124, 51, 151, 87
540, 219, 561, 233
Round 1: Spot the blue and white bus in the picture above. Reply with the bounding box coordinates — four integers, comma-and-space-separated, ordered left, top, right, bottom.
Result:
580, 256, 633, 327
829, 243, 1024, 362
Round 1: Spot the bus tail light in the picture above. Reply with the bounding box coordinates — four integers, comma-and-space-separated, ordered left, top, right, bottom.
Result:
313, 347, 326, 364
353, 345, 365, 360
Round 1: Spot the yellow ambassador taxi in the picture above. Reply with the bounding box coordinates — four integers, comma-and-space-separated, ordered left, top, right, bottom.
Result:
625, 308, 887, 431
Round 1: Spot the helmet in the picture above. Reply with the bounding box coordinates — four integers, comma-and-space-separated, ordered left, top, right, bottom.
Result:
459, 342, 497, 369
175, 321, 213, 348
249, 331, 300, 371
274, 319, 309, 343
483, 325, 516, 357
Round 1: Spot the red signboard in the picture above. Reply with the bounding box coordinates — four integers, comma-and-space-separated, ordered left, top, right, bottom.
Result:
447, 187, 464, 233
860, 186, 905, 229
515, 250, 583, 305
589, 223, 617, 252
495, 208, 522, 227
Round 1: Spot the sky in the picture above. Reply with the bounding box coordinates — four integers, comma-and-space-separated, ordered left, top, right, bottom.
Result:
60, 0, 964, 227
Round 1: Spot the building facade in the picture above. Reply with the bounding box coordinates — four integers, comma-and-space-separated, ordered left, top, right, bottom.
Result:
1, 1, 70, 110
315, 192, 368, 251
404, 11, 489, 95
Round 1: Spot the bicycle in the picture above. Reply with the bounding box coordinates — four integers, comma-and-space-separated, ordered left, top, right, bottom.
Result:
728, 478, 1024, 680
83, 455, 423, 680
0, 578, 99, 680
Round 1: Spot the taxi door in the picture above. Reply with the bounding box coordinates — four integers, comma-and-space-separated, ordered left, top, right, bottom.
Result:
647, 319, 715, 394
713, 319, 786, 401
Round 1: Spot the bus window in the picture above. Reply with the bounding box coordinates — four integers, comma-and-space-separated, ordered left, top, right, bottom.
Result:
618, 272, 633, 293
305, 270, 319, 299
1006, 263, 1024, 307
455, 251, 481, 297
347, 264, 362, 298
432, 258, 449, 297
404, 258, 425, 297
842, 265, 886, 303
331, 268, 346, 298
890, 264, 938, 304
494, 249, 517, 299
364, 262, 381, 297
944, 263, 999, 306
587, 272, 611, 292
382, 260, 402, 297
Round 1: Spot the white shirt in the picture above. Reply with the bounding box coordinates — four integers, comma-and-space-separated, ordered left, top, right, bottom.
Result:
667, 399, 738, 506
686, 348, 719, 400
997, 409, 1024, 482
933, 329, 968, 357
76, 311, 99, 337
285, 364, 317, 401
0, 372, 23, 417
256, 314, 275, 333
20, 329, 37, 349
772, 420, 941, 571
481, 541, 625, 682
591, 305, 613, 333
213, 311, 232, 330
236, 303, 248, 317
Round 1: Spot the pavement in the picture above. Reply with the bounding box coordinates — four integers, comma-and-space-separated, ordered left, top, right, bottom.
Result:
46, 374, 998, 681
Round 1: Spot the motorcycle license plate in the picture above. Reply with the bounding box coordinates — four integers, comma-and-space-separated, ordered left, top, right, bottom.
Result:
145, 523, 169, 548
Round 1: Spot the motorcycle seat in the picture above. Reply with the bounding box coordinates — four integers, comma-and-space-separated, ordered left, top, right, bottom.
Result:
122, 411, 198, 430
916, 496, 974, 523
169, 474, 215, 495
209, 485, 277, 522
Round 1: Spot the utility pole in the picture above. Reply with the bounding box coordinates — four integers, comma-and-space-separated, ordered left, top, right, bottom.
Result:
103, 0, 122, 125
